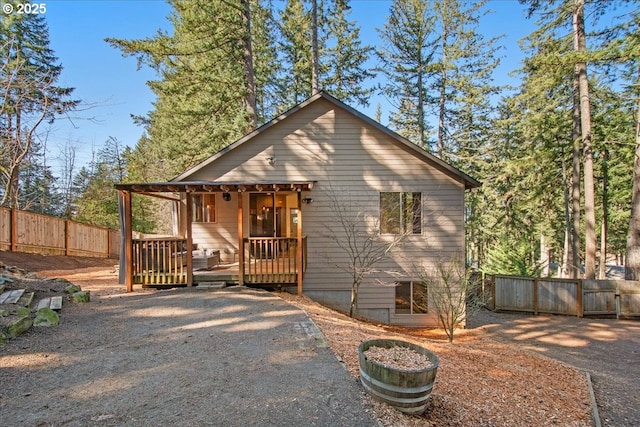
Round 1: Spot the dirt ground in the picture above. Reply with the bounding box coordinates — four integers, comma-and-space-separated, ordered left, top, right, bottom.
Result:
0, 252, 594, 426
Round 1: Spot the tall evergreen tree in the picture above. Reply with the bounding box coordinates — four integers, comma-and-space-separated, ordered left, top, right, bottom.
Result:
377, 0, 436, 149
321, 0, 374, 107
18, 139, 59, 215
429, 0, 501, 162
251, 0, 285, 122
618, 8, 640, 279
518, 0, 619, 278
107, 0, 253, 179
279, 0, 313, 105
0, 5, 78, 208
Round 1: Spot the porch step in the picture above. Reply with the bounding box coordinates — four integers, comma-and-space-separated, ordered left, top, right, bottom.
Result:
196, 281, 226, 290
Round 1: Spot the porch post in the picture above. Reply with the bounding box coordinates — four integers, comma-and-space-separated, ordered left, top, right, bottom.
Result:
297, 191, 303, 295
122, 190, 133, 292
237, 191, 244, 286
185, 192, 194, 286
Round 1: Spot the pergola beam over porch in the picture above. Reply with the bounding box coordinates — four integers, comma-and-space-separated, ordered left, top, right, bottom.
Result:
116, 180, 314, 292
114, 181, 315, 194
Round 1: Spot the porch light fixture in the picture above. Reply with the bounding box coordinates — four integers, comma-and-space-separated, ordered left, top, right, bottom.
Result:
302, 197, 313, 204
222, 192, 232, 202
266, 156, 276, 166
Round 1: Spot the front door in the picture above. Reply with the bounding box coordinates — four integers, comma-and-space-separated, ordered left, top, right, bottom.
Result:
249, 193, 299, 238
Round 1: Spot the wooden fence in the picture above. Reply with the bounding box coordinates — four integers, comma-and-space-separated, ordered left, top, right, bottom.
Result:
481, 274, 640, 319
0, 207, 120, 259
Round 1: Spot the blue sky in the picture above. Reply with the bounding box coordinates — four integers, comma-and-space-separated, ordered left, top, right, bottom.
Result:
41, 0, 538, 176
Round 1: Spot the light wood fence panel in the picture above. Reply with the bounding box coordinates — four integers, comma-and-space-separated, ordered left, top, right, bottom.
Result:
0, 207, 120, 258
618, 281, 640, 317
109, 230, 121, 258
0, 208, 10, 251
16, 210, 66, 255
582, 280, 617, 316
537, 279, 579, 315
487, 275, 639, 318
66, 221, 110, 257
494, 276, 535, 312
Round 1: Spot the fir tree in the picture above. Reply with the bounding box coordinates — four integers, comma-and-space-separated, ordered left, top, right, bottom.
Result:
279, 0, 313, 105
376, 0, 436, 149
321, 0, 374, 107
0, 5, 78, 208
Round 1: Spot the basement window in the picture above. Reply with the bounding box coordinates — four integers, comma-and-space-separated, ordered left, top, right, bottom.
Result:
395, 281, 428, 314
192, 193, 216, 223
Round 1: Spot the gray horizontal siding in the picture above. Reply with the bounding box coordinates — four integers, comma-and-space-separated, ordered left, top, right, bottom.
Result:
191, 193, 239, 263
182, 98, 468, 327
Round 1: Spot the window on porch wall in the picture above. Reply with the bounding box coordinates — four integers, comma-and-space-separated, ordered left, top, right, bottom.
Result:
192, 193, 215, 223
380, 192, 422, 234
395, 281, 428, 314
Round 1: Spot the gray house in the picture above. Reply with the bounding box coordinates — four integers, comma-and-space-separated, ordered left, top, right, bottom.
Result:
116, 92, 480, 327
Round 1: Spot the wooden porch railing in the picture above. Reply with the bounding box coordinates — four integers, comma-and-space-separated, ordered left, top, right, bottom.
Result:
243, 237, 307, 285
132, 238, 187, 285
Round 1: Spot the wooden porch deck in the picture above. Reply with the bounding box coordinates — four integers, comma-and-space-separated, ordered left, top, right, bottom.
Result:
133, 237, 307, 289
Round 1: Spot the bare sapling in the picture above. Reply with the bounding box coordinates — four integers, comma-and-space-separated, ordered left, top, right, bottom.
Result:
323, 187, 408, 317
418, 254, 483, 343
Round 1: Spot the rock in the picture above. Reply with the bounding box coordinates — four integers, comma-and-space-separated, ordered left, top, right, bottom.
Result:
0, 331, 6, 345
64, 283, 82, 294
16, 307, 31, 317
34, 307, 60, 327
71, 291, 90, 303
0, 309, 9, 317
7, 316, 33, 338
0, 274, 16, 284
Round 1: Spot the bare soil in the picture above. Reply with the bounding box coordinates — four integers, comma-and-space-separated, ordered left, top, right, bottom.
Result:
0, 252, 593, 426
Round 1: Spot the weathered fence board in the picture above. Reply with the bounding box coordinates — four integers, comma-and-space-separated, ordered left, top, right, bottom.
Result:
485, 275, 640, 318
494, 276, 535, 312
537, 279, 579, 315
618, 281, 640, 317
0, 207, 120, 259
582, 280, 617, 316
0, 208, 10, 251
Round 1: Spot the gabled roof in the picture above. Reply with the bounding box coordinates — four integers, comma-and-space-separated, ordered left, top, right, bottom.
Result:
174, 92, 481, 190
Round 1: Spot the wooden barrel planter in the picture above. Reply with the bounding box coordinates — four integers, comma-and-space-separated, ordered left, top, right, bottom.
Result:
358, 339, 439, 414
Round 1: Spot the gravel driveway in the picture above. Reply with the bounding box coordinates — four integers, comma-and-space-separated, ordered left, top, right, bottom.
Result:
469, 310, 640, 427
0, 286, 377, 427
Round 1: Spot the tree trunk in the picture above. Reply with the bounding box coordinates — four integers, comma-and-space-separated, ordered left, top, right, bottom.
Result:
417, 62, 426, 149
311, 0, 319, 95
561, 154, 572, 278
599, 149, 608, 279
241, 0, 257, 129
437, 0, 448, 157
349, 278, 360, 318
573, 0, 596, 279
571, 68, 581, 279
625, 87, 640, 280
540, 234, 549, 277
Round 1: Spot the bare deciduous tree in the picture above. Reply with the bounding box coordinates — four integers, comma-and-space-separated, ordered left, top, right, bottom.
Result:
417, 254, 483, 343
322, 186, 408, 317
1, 17, 78, 209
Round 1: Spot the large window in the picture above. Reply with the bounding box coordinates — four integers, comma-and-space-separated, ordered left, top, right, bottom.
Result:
380, 192, 422, 234
395, 281, 428, 314
192, 193, 215, 223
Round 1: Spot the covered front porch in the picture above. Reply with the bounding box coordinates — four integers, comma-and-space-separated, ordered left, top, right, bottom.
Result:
115, 181, 314, 294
